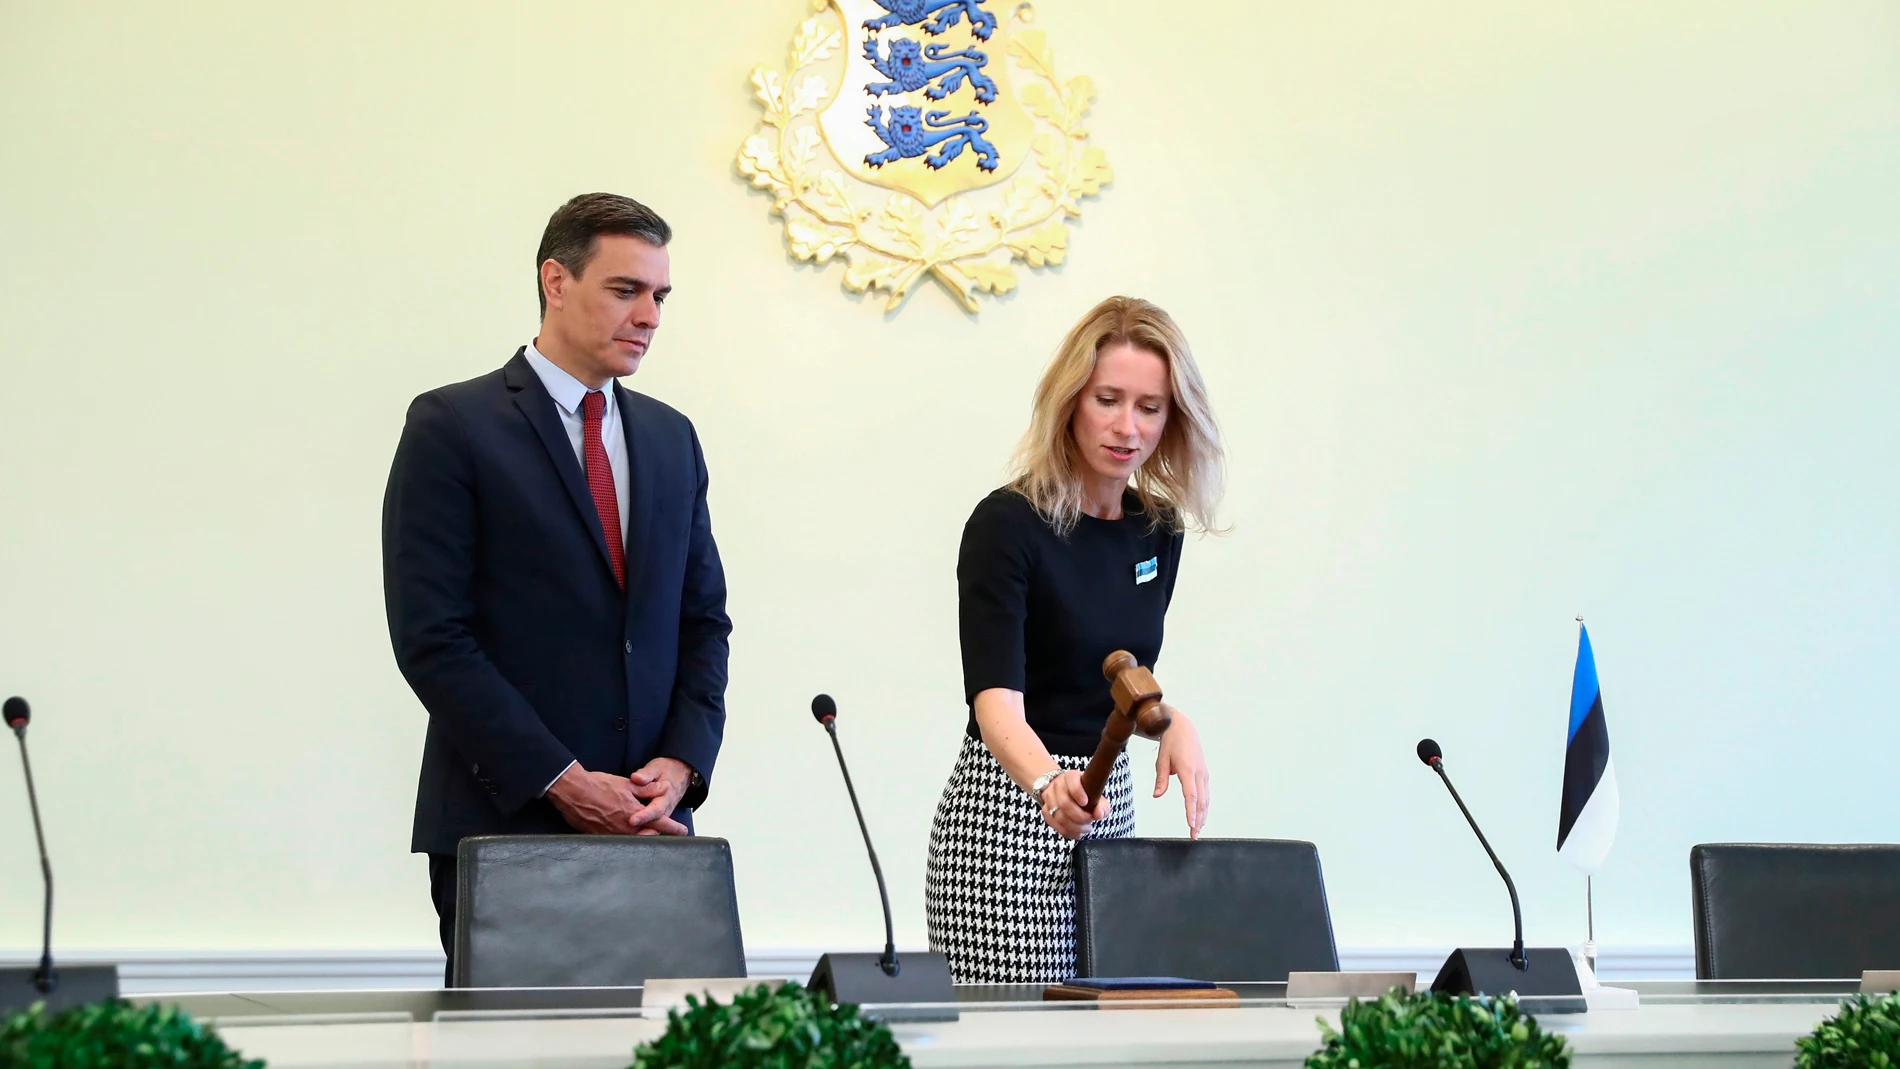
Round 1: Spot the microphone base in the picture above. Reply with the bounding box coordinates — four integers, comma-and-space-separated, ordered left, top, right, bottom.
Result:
0, 964, 120, 1016
808, 952, 958, 1022
1430, 947, 1585, 1015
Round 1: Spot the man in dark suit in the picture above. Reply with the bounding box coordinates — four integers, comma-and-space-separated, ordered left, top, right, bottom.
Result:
382, 193, 730, 981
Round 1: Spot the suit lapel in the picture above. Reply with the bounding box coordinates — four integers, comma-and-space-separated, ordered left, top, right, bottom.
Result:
615, 383, 652, 602
503, 350, 616, 579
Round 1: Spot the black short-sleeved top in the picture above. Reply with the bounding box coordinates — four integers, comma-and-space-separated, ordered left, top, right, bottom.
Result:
957, 486, 1185, 757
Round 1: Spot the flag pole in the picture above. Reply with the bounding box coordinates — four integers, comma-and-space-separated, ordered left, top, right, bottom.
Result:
1575, 614, 1598, 979
1584, 875, 1597, 976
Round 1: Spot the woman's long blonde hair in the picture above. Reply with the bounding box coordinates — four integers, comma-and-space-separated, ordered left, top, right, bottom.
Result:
1009, 296, 1225, 536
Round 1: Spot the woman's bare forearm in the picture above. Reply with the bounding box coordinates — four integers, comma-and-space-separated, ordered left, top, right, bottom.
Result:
972, 687, 1061, 791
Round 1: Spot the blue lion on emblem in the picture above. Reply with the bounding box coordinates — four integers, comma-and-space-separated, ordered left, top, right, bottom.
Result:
864, 105, 999, 171
862, 0, 997, 41
863, 38, 997, 104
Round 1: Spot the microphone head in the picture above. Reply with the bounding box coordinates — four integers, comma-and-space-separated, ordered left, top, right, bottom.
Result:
1416, 738, 1442, 766
810, 694, 837, 725
2, 697, 27, 729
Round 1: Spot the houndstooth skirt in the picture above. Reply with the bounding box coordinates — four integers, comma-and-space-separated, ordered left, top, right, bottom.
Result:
924, 735, 1135, 984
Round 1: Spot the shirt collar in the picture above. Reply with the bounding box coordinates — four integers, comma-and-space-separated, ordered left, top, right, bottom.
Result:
523, 341, 608, 416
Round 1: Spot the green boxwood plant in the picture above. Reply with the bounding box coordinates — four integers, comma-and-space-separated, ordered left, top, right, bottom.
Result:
1306, 988, 1572, 1069
1, 999, 264, 1068
1797, 991, 1900, 1069
631, 981, 910, 1069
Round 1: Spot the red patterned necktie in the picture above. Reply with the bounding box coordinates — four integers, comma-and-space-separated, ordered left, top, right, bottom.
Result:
579, 391, 626, 590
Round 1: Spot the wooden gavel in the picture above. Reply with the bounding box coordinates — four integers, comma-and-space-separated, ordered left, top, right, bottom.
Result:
1079, 650, 1172, 809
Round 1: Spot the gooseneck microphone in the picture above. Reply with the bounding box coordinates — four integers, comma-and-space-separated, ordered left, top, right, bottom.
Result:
811, 694, 898, 976
6, 698, 56, 995
0, 697, 118, 1013
1416, 738, 1525, 969
1415, 737, 1584, 1012
804, 694, 956, 1019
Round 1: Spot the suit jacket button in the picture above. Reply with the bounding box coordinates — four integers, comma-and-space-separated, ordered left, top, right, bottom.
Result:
624, 640, 633, 655
613, 717, 628, 732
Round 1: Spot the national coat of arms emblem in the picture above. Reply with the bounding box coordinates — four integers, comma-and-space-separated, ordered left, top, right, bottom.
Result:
738, 0, 1112, 313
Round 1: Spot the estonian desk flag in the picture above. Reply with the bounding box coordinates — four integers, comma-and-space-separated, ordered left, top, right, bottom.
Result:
1557, 624, 1618, 873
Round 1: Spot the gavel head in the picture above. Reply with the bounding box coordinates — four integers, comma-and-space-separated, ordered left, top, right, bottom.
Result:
1132, 700, 1172, 740
1101, 649, 1171, 740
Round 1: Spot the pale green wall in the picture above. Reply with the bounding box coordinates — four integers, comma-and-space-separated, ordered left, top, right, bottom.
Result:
0, 0, 1895, 956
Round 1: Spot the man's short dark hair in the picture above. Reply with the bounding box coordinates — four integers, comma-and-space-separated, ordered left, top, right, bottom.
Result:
535, 193, 672, 315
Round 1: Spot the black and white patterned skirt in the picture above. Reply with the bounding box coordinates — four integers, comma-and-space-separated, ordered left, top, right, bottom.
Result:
924, 735, 1135, 984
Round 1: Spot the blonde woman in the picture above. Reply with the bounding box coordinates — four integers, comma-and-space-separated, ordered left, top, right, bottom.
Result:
924, 296, 1225, 984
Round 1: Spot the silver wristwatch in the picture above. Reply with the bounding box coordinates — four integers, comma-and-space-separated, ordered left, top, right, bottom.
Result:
1028, 769, 1062, 807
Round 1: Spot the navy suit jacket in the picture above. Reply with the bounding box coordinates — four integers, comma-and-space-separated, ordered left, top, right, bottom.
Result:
383, 349, 731, 855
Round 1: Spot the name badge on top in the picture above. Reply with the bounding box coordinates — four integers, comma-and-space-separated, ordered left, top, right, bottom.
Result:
1134, 557, 1158, 585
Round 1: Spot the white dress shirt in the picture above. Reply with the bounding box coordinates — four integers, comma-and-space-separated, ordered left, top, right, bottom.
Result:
523, 342, 629, 796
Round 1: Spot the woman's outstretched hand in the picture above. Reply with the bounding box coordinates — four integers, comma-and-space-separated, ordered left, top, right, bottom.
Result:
1154, 706, 1209, 838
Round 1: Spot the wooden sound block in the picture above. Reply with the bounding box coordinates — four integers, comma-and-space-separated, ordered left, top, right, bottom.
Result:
1042, 984, 1240, 1004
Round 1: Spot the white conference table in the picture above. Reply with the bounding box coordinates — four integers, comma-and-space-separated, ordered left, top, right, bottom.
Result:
139, 981, 1857, 1069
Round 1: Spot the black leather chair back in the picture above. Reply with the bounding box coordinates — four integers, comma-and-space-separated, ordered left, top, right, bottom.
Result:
1691, 842, 1900, 979
454, 835, 746, 988
1073, 838, 1339, 982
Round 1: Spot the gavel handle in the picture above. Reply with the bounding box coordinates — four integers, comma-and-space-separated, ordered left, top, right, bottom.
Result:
1078, 724, 1128, 810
